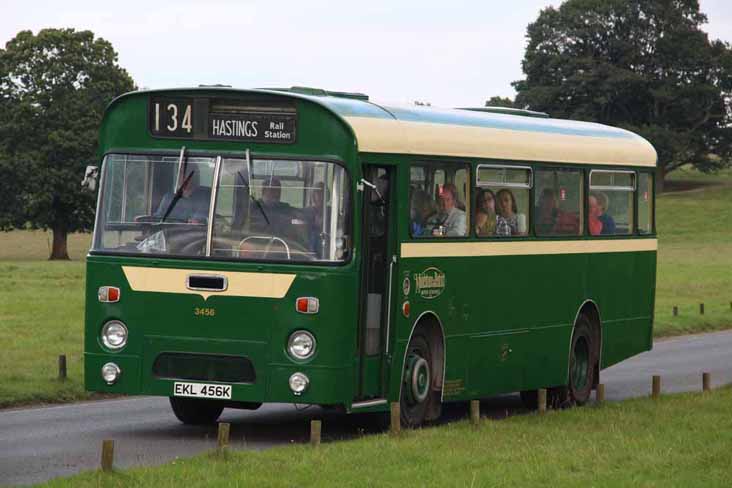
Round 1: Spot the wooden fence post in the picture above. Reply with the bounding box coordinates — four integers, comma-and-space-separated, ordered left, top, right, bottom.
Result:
538, 389, 547, 415
58, 355, 67, 381
217, 422, 230, 456
101, 440, 114, 472
652, 375, 661, 399
672, 306, 678, 317
470, 400, 480, 426
596, 384, 605, 403
310, 420, 322, 447
703, 372, 711, 392
700, 303, 705, 315
390, 402, 401, 435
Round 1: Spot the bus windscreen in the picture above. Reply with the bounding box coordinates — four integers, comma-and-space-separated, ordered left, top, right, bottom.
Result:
92, 154, 350, 263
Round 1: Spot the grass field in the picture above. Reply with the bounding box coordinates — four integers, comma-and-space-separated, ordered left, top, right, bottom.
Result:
41, 387, 732, 487
0, 169, 731, 408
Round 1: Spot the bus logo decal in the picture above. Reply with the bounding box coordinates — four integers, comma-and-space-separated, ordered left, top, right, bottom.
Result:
414, 267, 446, 299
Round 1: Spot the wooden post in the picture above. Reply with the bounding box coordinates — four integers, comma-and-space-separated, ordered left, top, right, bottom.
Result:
596, 383, 605, 403
672, 306, 678, 317
538, 388, 547, 415
101, 440, 114, 472
58, 355, 67, 381
310, 420, 321, 447
700, 303, 705, 315
390, 402, 401, 435
703, 372, 711, 392
652, 375, 661, 399
470, 400, 480, 426
217, 422, 230, 456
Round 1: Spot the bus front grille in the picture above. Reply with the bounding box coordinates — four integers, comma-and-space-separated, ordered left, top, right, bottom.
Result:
153, 353, 256, 384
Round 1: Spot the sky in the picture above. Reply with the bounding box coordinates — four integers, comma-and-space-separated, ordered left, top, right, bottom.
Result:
2, 0, 731, 107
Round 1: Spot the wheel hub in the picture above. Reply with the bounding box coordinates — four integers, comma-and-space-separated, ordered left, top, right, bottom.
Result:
404, 353, 430, 405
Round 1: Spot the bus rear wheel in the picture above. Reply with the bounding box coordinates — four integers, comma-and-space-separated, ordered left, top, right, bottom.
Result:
568, 316, 596, 405
400, 334, 433, 428
169, 397, 224, 425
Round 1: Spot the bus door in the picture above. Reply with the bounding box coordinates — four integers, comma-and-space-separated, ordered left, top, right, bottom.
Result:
357, 165, 396, 400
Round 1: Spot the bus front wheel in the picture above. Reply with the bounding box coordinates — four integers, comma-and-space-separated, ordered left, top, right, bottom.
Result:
400, 334, 433, 428
169, 397, 224, 425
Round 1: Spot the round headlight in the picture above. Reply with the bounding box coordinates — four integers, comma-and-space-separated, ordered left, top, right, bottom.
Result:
101, 320, 128, 350
289, 372, 310, 395
101, 362, 121, 385
287, 330, 316, 360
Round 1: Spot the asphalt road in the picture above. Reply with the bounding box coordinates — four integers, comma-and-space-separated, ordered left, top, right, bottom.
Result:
2, 330, 731, 486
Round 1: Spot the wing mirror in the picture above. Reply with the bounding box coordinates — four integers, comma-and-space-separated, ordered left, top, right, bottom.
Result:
81, 165, 99, 191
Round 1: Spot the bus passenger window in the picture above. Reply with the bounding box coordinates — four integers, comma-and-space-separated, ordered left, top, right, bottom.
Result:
589, 171, 635, 235
409, 163, 469, 238
637, 173, 653, 234
475, 165, 531, 237
534, 168, 583, 236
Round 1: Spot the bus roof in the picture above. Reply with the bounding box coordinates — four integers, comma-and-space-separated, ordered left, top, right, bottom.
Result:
109, 88, 657, 167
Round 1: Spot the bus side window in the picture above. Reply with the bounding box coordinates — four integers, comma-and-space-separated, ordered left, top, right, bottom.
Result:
589, 171, 635, 236
475, 165, 531, 237
534, 168, 583, 236
637, 172, 653, 234
410, 163, 469, 238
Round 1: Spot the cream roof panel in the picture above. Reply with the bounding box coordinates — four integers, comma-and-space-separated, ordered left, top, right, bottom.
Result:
344, 116, 657, 167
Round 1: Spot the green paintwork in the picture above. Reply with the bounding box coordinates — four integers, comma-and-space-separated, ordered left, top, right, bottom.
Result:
86, 88, 656, 414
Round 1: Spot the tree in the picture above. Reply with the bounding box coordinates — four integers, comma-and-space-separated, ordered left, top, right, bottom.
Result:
485, 96, 516, 108
513, 0, 732, 189
0, 29, 135, 259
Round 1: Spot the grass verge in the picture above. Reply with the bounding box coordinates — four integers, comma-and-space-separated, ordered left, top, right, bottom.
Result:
42, 388, 732, 487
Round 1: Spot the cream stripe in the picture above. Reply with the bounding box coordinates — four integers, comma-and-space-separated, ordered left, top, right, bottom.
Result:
345, 117, 657, 167
401, 239, 657, 259
122, 266, 296, 300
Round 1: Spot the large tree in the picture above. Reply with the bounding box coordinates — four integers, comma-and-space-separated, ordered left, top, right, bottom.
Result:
513, 0, 732, 188
0, 29, 135, 259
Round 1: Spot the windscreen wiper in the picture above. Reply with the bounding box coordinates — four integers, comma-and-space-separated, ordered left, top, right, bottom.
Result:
237, 169, 270, 226
159, 146, 192, 223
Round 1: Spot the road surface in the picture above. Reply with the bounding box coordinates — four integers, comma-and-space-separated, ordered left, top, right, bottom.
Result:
1, 330, 730, 486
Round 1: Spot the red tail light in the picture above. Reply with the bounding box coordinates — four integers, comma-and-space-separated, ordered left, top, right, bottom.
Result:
98, 286, 120, 303
296, 297, 319, 314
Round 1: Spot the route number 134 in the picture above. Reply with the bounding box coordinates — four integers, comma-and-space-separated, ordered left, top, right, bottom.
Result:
151, 99, 193, 137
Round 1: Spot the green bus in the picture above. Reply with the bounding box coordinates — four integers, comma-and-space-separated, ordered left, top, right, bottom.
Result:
85, 86, 656, 426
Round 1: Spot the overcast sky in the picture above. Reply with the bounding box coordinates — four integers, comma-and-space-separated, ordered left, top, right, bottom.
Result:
3, 0, 731, 107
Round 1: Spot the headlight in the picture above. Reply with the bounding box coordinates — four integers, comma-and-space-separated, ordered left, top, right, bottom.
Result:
101, 320, 128, 350
289, 372, 310, 395
101, 362, 121, 385
287, 330, 316, 360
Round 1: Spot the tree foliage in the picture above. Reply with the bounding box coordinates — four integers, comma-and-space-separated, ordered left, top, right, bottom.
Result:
0, 28, 135, 258
485, 96, 516, 108
513, 0, 732, 185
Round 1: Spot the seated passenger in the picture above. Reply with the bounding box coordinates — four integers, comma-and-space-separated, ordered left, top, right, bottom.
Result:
595, 192, 616, 235
475, 188, 496, 236
535, 188, 559, 234
410, 189, 436, 237
434, 183, 466, 237
496, 189, 526, 236
588, 193, 604, 236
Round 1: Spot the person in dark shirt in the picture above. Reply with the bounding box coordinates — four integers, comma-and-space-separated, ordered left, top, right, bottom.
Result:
594, 192, 616, 235
154, 171, 211, 223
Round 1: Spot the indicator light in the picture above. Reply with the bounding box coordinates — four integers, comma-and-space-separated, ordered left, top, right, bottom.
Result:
402, 301, 410, 318
295, 297, 319, 314
98, 286, 120, 303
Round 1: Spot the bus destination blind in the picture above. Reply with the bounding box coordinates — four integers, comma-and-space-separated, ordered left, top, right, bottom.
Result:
149, 97, 297, 144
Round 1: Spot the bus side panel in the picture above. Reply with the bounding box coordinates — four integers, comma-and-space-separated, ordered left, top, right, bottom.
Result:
598, 250, 656, 369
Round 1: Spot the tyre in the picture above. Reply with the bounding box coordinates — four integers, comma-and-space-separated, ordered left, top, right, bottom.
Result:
400, 334, 433, 427
567, 315, 596, 405
169, 397, 225, 425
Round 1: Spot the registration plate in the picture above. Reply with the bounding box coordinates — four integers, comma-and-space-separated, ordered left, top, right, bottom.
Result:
173, 382, 232, 399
